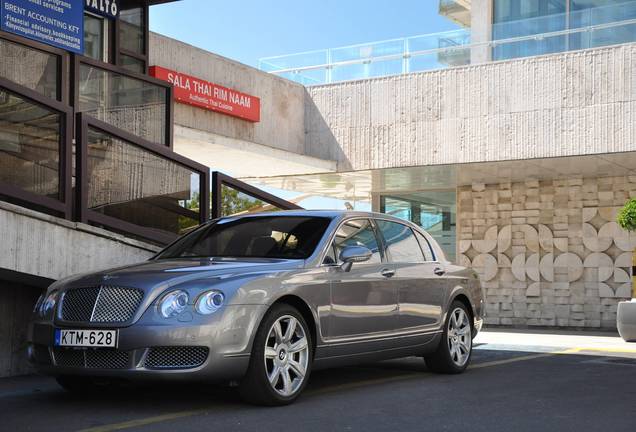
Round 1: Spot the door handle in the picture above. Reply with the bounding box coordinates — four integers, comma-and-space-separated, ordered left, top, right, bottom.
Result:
381, 268, 395, 278
434, 267, 445, 276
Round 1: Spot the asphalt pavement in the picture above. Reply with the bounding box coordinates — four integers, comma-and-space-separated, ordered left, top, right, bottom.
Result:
1, 330, 635, 432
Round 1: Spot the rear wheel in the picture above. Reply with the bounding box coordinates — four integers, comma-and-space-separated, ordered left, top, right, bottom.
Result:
239, 304, 312, 406
425, 301, 473, 374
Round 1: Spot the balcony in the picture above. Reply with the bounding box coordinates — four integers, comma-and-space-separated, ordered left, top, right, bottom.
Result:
439, 0, 471, 28
259, 2, 636, 86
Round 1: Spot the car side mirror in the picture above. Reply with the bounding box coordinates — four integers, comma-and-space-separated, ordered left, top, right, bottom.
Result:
339, 245, 372, 272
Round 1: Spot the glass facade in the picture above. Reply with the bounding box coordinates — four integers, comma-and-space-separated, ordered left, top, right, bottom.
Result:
120, 7, 145, 54
78, 63, 167, 145
380, 191, 456, 262
84, 14, 107, 62
86, 127, 199, 236
0, 88, 61, 199
493, 0, 636, 60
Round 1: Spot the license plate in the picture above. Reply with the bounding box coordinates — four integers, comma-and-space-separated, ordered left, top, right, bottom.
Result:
54, 329, 118, 348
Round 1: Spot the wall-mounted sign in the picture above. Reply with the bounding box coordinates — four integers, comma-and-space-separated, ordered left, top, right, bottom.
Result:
1, 0, 84, 53
150, 66, 261, 123
84, 0, 119, 20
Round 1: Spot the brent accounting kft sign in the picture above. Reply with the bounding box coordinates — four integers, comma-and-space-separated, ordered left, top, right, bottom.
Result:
150, 66, 261, 123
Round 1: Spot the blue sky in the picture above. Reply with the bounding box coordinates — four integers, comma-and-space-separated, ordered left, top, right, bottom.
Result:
150, 0, 459, 68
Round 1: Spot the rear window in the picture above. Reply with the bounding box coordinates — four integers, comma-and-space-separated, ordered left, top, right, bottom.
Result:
156, 216, 331, 260
376, 220, 425, 263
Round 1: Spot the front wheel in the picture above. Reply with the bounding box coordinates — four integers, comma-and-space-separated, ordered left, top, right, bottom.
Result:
239, 304, 313, 406
425, 301, 473, 374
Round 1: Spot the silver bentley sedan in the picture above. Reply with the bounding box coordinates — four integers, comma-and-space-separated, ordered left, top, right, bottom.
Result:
28, 211, 483, 405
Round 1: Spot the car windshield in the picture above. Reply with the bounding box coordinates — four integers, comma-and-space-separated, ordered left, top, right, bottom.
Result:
155, 216, 332, 260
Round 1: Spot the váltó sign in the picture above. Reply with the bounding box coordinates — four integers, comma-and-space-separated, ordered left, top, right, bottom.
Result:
150, 66, 261, 122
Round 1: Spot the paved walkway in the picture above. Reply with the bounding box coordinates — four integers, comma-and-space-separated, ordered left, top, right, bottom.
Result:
475, 328, 636, 357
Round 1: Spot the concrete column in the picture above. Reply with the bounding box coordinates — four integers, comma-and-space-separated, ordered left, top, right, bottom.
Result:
471, 0, 494, 64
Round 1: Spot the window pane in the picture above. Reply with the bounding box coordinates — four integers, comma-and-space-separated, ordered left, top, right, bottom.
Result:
376, 220, 424, 263
0, 88, 60, 198
333, 219, 381, 264
0, 38, 58, 100
156, 216, 331, 259
86, 127, 199, 236
121, 55, 145, 74
84, 14, 105, 61
120, 7, 144, 54
79, 64, 167, 145
382, 191, 456, 262
415, 231, 435, 261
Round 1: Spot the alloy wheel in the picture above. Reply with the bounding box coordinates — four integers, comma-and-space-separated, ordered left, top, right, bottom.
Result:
264, 315, 309, 397
447, 307, 471, 367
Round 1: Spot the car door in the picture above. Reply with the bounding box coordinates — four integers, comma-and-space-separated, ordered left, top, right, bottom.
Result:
326, 218, 398, 340
375, 219, 445, 332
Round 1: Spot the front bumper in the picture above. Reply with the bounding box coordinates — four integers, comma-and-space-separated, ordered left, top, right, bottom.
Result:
28, 304, 267, 382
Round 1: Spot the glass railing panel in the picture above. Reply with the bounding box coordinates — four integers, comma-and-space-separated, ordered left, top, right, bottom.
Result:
79, 63, 167, 145
259, 49, 328, 72
0, 38, 59, 100
493, 32, 569, 61
331, 58, 403, 82
408, 29, 471, 52
277, 69, 328, 86
220, 184, 282, 217
0, 87, 61, 199
86, 126, 200, 236
330, 39, 404, 64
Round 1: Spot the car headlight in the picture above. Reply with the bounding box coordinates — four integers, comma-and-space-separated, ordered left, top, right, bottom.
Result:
159, 290, 189, 318
33, 293, 45, 314
195, 291, 225, 315
39, 291, 58, 318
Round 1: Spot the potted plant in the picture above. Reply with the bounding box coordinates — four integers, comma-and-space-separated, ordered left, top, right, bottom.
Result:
616, 199, 636, 342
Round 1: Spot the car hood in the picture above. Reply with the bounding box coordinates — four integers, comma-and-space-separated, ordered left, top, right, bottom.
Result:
57, 258, 304, 294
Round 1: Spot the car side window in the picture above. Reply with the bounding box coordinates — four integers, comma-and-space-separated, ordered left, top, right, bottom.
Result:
375, 220, 425, 263
414, 231, 436, 261
332, 219, 382, 264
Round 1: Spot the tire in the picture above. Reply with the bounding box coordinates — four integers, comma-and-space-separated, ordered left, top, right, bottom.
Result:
425, 301, 473, 374
239, 303, 313, 406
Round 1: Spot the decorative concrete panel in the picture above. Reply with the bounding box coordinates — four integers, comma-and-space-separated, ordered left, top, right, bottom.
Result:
458, 176, 635, 329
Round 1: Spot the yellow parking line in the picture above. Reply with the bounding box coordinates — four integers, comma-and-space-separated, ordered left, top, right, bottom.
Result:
77, 409, 212, 432
557, 347, 636, 354
74, 352, 556, 432
468, 353, 554, 369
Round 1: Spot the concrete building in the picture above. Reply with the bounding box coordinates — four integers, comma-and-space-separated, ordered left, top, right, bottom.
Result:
253, 0, 636, 329
2, 0, 636, 377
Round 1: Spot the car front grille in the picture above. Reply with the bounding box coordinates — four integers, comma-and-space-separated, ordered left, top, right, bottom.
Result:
144, 347, 209, 370
60, 286, 144, 324
52, 349, 131, 370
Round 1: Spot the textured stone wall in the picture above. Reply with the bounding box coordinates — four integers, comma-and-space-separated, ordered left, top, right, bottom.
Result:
458, 176, 636, 329
305, 43, 636, 171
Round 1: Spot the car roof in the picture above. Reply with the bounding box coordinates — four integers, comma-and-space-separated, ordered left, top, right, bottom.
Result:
216, 209, 408, 222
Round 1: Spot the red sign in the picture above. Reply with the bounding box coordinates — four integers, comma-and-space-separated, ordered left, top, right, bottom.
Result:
150, 66, 260, 122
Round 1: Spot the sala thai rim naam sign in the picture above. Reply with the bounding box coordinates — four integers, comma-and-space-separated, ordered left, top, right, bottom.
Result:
150, 66, 261, 122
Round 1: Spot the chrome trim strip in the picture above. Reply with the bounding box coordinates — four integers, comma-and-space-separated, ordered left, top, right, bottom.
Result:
89, 286, 103, 322
318, 329, 443, 348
